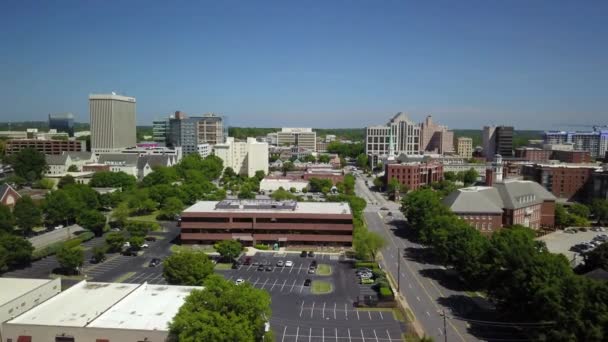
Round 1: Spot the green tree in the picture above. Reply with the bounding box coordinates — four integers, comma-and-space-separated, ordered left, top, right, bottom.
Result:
163, 250, 215, 285
77, 210, 106, 236
0, 233, 33, 268
56, 245, 84, 274
555, 204, 569, 228
401, 189, 450, 242
581, 242, 608, 272
462, 168, 479, 185
373, 177, 384, 189
105, 231, 126, 252
215, 240, 243, 261
222, 167, 237, 181
238, 184, 256, 199
141, 166, 179, 187
569, 203, 590, 219
591, 199, 608, 224
129, 236, 145, 250
356, 153, 369, 169
13, 195, 42, 236
91, 246, 106, 263
90, 171, 136, 189
111, 202, 130, 226
169, 274, 272, 342
57, 174, 75, 188
67, 164, 79, 172
355, 230, 386, 260
33, 178, 54, 190
308, 178, 333, 193
270, 188, 296, 201
303, 154, 316, 163
160, 196, 184, 220
11, 148, 47, 181
0, 204, 15, 233
281, 161, 295, 175
43, 189, 78, 225
318, 154, 330, 163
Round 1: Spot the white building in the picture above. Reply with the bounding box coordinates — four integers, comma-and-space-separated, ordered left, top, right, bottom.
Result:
90, 93, 137, 154
45, 152, 98, 175
260, 178, 309, 193
0, 278, 61, 341
276, 128, 316, 151
198, 143, 211, 158
366, 112, 421, 165
2, 280, 201, 342
214, 137, 269, 177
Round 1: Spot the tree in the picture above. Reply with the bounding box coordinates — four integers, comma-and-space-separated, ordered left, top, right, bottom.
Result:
356, 154, 369, 169
318, 154, 330, 163
67, 164, 79, 172
254, 170, 266, 181
13, 196, 42, 236
129, 236, 145, 250
222, 167, 237, 181
308, 178, 332, 193
77, 210, 106, 236
11, 148, 47, 181
90, 171, 136, 189
169, 274, 272, 342
215, 240, 243, 261
111, 202, 130, 226
163, 250, 215, 285
160, 196, 184, 220
401, 189, 450, 242
462, 168, 479, 185
591, 199, 608, 224
0, 233, 33, 268
281, 161, 295, 175
581, 242, 608, 272
33, 178, 54, 190
355, 230, 385, 260
555, 204, 570, 228
57, 174, 75, 188
105, 231, 126, 252
141, 166, 179, 187
373, 177, 384, 189
270, 188, 296, 201
569, 203, 590, 219
238, 185, 256, 199
91, 246, 106, 263
0, 204, 15, 233
303, 154, 316, 163
56, 245, 84, 274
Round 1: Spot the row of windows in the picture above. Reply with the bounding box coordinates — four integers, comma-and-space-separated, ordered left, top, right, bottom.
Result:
183, 217, 352, 224
182, 229, 352, 235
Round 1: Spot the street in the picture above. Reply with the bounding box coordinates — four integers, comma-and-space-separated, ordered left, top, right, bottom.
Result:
354, 174, 521, 342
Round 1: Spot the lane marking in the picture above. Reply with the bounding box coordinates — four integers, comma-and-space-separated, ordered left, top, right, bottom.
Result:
270, 279, 278, 291
322, 302, 326, 318
280, 279, 287, 291
281, 326, 287, 342
299, 301, 305, 317
310, 302, 315, 318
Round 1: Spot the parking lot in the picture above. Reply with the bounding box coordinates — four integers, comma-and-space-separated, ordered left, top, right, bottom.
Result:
217, 252, 407, 341
538, 228, 608, 266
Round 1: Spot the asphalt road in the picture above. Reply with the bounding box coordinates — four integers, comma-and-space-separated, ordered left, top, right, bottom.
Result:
354, 174, 520, 342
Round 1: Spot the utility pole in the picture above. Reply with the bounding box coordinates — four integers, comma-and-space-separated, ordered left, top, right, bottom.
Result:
397, 248, 401, 292
441, 309, 448, 342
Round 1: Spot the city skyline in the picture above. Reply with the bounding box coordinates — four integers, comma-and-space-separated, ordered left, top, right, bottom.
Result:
1, 1, 607, 129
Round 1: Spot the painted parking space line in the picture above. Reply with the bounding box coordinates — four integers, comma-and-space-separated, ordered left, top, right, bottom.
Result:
368, 311, 372, 320
345, 303, 348, 320
378, 311, 383, 320
322, 302, 326, 318
310, 301, 315, 318
290, 279, 297, 293
270, 279, 278, 291
280, 279, 287, 291
300, 301, 305, 317
281, 326, 287, 342
361, 329, 366, 342
334, 303, 337, 319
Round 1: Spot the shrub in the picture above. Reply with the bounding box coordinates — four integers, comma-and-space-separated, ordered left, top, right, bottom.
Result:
379, 286, 393, 298
255, 244, 270, 250
355, 261, 378, 269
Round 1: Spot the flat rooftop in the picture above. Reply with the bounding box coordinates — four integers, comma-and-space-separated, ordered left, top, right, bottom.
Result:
0, 278, 56, 305
183, 200, 352, 215
9, 281, 139, 327
88, 284, 199, 331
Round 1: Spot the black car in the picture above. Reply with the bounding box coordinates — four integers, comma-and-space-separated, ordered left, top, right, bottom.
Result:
300, 251, 307, 257
265, 265, 273, 271
308, 251, 314, 257
144, 236, 157, 242
122, 248, 138, 256
304, 279, 312, 286
232, 262, 241, 269
257, 265, 265, 271
311, 260, 317, 266
148, 258, 161, 267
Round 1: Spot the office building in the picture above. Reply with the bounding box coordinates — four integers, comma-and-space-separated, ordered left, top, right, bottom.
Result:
543, 129, 608, 158
152, 118, 169, 145
180, 200, 354, 247
5, 139, 85, 155
420, 115, 454, 154
366, 112, 421, 166
48, 113, 75, 137
522, 163, 601, 201
514, 147, 552, 162
444, 179, 556, 233
0, 131, 27, 139
591, 166, 608, 200
89, 93, 137, 154
213, 137, 268, 177
384, 162, 444, 191
456, 137, 473, 158
0, 278, 61, 341
2, 280, 200, 342
168, 112, 224, 155
482, 126, 513, 158
276, 128, 317, 151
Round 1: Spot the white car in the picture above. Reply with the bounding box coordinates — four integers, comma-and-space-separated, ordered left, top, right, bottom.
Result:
141, 243, 149, 248
235, 278, 245, 285
285, 261, 293, 267
123, 242, 131, 248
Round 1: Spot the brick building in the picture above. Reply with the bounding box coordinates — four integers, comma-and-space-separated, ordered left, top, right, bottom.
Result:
521, 164, 599, 201
384, 162, 443, 191
444, 180, 556, 233
0, 184, 21, 209
6, 139, 85, 155
551, 150, 591, 164
514, 148, 552, 162
179, 200, 354, 247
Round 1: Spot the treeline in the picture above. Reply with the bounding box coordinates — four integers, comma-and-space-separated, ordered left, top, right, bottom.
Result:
228, 127, 365, 141
401, 188, 608, 341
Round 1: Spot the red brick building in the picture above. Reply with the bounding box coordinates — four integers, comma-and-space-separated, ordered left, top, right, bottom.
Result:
514, 148, 552, 162
551, 150, 591, 164
443, 180, 556, 234
180, 200, 354, 247
384, 162, 443, 191
0, 184, 21, 209
522, 164, 598, 200
6, 139, 85, 155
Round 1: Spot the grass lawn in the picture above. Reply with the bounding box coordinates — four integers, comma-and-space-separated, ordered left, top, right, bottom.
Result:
113, 271, 136, 283
127, 211, 161, 223
215, 262, 233, 270
170, 244, 216, 253
316, 264, 332, 276
311, 280, 333, 294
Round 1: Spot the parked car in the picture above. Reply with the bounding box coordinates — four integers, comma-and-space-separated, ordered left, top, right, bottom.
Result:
579, 227, 588, 232
252, 261, 260, 266
265, 265, 273, 271
243, 257, 252, 265
285, 261, 293, 267
148, 258, 162, 267
357, 267, 372, 273
380, 207, 389, 211
387, 211, 393, 216
311, 260, 317, 266
235, 278, 245, 285
565, 229, 577, 234
359, 273, 373, 279
300, 250, 307, 257
308, 251, 315, 257
308, 266, 316, 274
122, 248, 138, 256
257, 265, 265, 271
144, 236, 157, 242
141, 243, 149, 249
304, 279, 312, 286
122, 242, 131, 248
277, 260, 284, 267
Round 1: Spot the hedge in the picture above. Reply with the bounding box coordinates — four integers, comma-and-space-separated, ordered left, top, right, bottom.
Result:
379, 286, 393, 298
355, 261, 378, 269
255, 244, 270, 250
31, 230, 94, 261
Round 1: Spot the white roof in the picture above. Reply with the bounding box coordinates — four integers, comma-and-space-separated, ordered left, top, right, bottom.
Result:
9, 281, 139, 327
89, 93, 136, 102
260, 178, 309, 184
88, 284, 200, 331
183, 200, 352, 215
0, 278, 55, 305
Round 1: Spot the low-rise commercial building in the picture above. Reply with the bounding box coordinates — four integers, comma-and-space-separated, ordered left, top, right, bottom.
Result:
514, 147, 552, 162
5, 139, 85, 155
2, 280, 200, 342
260, 178, 309, 193
384, 162, 444, 191
180, 200, 354, 247
456, 137, 473, 158
444, 180, 556, 233
522, 163, 601, 201
551, 150, 591, 164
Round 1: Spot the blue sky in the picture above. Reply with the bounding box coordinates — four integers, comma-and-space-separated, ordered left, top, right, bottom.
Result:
0, 0, 606, 129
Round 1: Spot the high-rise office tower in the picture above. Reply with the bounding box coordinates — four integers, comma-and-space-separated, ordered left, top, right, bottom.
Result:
276, 128, 317, 151
168, 112, 224, 155
48, 113, 75, 137
89, 93, 136, 154
483, 126, 513, 159
420, 115, 454, 154
365, 112, 421, 165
